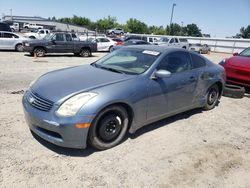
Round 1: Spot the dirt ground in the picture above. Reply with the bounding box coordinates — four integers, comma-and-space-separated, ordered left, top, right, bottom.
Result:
0, 51, 250, 188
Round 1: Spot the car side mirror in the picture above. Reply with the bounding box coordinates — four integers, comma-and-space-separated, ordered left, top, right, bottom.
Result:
152, 70, 171, 79
233, 52, 238, 56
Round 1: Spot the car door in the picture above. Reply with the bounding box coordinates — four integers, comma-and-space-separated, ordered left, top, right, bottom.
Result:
147, 51, 198, 120
175, 38, 181, 48
65, 33, 74, 52
1, 32, 18, 50
48, 33, 68, 53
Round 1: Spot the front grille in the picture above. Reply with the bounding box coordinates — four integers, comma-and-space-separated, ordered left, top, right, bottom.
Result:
27, 91, 54, 111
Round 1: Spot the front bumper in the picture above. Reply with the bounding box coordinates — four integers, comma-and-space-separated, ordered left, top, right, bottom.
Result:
23, 46, 33, 53
22, 91, 95, 149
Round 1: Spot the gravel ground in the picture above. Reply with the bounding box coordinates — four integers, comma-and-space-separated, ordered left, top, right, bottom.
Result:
0, 51, 250, 188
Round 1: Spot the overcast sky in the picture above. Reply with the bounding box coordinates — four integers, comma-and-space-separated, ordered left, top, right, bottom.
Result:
0, 0, 249, 37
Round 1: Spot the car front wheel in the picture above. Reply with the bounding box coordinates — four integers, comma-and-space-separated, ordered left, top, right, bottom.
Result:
203, 84, 219, 110
33, 47, 45, 57
80, 48, 91, 57
88, 105, 129, 150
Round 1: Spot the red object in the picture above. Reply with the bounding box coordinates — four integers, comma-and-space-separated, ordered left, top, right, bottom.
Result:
112, 38, 124, 45
221, 48, 250, 87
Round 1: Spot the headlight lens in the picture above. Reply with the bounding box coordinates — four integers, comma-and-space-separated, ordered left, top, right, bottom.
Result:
56, 92, 97, 116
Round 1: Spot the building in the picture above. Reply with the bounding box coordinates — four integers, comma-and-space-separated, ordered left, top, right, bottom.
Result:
2, 15, 95, 34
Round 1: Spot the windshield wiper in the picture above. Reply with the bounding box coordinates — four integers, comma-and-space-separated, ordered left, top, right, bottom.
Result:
98, 65, 125, 74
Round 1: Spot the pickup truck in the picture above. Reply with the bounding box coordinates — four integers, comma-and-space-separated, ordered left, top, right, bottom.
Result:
24, 29, 51, 39
156, 37, 189, 49
23, 32, 97, 57
23, 23, 43, 29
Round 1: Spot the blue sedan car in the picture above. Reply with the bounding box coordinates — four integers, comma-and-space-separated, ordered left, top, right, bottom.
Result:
23, 46, 225, 150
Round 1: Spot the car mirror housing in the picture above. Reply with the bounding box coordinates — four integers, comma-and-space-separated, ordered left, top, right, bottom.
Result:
153, 70, 171, 79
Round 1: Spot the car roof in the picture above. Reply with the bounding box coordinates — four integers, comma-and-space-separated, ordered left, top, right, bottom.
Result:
123, 45, 188, 53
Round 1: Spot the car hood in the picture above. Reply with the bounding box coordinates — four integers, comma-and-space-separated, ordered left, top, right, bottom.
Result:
31, 65, 136, 102
227, 56, 250, 69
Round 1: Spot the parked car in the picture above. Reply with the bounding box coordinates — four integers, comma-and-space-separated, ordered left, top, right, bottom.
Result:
111, 39, 151, 51
0, 22, 11, 32
156, 37, 189, 49
95, 37, 117, 52
23, 32, 97, 57
107, 28, 124, 35
0, 31, 29, 52
23, 46, 225, 150
189, 43, 211, 54
10, 23, 20, 32
23, 23, 43, 29
23, 29, 51, 39
111, 38, 124, 45
219, 47, 250, 87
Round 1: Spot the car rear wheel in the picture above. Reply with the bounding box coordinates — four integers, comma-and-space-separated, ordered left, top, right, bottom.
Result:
203, 84, 219, 110
15, 44, 24, 52
34, 47, 45, 57
88, 105, 129, 150
109, 46, 113, 52
80, 48, 91, 57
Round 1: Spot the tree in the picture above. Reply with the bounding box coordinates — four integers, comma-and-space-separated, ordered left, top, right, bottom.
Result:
148, 25, 166, 35
125, 18, 148, 34
239, 25, 250, 38
185, 23, 202, 37
96, 16, 118, 33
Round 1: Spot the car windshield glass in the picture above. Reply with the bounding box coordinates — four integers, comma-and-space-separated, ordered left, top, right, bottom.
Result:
93, 49, 160, 75
239, 48, 250, 57
43, 33, 53, 40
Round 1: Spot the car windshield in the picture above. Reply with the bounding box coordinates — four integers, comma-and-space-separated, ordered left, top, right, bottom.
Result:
239, 48, 250, 57
93, 49, 160, 75
43, 33, 53, 40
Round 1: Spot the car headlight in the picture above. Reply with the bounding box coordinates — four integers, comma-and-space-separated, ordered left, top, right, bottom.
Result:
56, 92, 98, 116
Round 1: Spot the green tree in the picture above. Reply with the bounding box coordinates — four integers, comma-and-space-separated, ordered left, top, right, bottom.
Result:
148, 25, 166, 35
168, 23, 183, 35
96, 16, 118, 33
185, 23, 202, 37
125, 18, 148, 34
239, 25, 250, 38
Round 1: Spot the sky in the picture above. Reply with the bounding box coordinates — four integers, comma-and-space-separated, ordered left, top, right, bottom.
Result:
0, 0, 249, 37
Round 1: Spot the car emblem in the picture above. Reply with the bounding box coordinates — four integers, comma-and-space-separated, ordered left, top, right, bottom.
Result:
28, 97, 35, 104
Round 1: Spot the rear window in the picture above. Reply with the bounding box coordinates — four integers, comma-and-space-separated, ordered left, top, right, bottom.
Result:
191, 53, 206, 69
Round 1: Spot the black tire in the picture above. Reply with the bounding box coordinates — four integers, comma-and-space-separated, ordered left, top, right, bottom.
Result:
80, 48, 91, 57
29, 36, 36, 39
120, 32, 124, 35
88, 105, 129, 150
15, 44, 24, 52
109, 46, 113, 52
223, 84, 245, 99
182, 46, 186, 49
203, 84, 220, 110
74, 53, 80, 56
33, 47, 45, 57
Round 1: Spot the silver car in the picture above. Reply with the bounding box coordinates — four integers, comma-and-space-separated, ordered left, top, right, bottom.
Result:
23, 46, 225, 150
189, 43, 211, 54
0, 31, 28, 51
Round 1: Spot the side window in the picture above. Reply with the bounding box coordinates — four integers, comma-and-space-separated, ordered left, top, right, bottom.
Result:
190, 53, 206, 69
101, 38, 110, 42
157, 52, 192, 73
71, 33, 77, 38
175, 38, 179, 43
65, 34, 72, 41
46, 30, 49, 34
169, 38, 175, 43
55, 33, 64, 41
39, 30, 44, 34
3, 33, 17, 38
149, 38, 153, 43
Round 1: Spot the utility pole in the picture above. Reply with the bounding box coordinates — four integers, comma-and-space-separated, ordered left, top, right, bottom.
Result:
169, 3, 176, 35
10, 9, 12, 22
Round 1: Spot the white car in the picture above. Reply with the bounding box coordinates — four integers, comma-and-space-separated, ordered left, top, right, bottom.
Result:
0, 31, 30, 52
23, 23, 43, 29
156, 37, 189, 49
96, 37, 117, 52
24, 29, 51, 39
